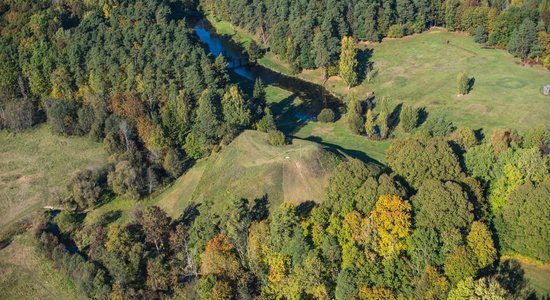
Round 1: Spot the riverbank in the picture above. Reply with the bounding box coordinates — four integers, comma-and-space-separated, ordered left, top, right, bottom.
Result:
201, 16, 391, 164
206, 16, 550, 132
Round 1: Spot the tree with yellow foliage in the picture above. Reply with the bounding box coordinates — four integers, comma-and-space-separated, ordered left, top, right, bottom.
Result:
467, 221, 497, 269
371, 195, 412, 257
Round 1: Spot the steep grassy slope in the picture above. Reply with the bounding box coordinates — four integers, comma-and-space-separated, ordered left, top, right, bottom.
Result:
0, 125, 108, 232
155, 130, 340, 217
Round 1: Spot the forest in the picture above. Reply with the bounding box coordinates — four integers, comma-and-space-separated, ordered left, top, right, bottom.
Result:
0, 0, 549, 299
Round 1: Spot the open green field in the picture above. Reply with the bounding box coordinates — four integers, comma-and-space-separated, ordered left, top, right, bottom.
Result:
296, 29, 550, 132
0, 234, 80, 299
0, 125, 108, 232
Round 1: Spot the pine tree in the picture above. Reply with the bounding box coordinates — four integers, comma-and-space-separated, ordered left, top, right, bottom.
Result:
507, 18, 538, 61
192, 89, 221, 143
339, 36, 358, 89
474, 25, 486, 44
399, 105, 418, 133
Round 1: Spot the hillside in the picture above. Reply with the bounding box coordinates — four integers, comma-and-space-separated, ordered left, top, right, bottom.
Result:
156, 130, 340, 217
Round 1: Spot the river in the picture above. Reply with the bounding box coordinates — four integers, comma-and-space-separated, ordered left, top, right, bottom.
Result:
193, 18, 343, 117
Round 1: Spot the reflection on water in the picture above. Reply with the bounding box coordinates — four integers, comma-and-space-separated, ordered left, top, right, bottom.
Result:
194, 23, 254, 80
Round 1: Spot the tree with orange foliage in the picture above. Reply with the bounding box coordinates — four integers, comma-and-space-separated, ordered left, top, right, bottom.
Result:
200, 234, 242, 280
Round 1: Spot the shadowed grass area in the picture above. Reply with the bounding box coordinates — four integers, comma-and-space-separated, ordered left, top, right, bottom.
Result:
0, 125, 108, 232
521, 262, 550, 297
266, 85, 390, 164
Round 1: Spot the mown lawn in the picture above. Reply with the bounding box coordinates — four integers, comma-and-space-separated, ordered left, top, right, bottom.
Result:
0, 125, 108, 232
290, 29, 550, 132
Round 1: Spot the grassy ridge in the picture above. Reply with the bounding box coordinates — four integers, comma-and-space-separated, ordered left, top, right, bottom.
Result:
0, 125, 108, 232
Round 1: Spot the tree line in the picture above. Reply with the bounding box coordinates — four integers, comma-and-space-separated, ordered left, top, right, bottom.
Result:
201, 0, 550, 71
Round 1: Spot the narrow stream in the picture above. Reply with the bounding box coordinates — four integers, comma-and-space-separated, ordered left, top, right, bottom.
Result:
193, 19, 343, 117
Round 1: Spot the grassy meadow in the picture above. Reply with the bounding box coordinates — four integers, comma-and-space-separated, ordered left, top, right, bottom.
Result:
0, 125, 108, 232
299, 29, 550, 132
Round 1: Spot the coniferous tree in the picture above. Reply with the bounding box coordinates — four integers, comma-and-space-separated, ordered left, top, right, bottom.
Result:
339, 36, 358, 89
365, 109, 376, 138
507, 18, 538, 61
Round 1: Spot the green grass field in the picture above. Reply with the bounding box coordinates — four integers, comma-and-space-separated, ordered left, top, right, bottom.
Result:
0, 234, 80, 299
295, 29, 550, 132
0, 125, 108, 232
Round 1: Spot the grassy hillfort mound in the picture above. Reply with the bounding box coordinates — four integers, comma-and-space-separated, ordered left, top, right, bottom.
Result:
156, 130, 339, 216
85, 131, 340, 223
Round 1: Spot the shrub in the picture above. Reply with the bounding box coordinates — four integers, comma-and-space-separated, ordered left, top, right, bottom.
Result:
1, 98, 34, 131
267, 130, 286, 146
46, 100, 78, 135
421, 117, 456, 137
457, 72, 470, 95
474, 26, 486, 44
317, 108, 336, 123
387, 24, 405, 38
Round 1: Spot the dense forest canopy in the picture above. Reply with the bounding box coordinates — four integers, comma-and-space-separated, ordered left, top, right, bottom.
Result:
0, 0, 549, 299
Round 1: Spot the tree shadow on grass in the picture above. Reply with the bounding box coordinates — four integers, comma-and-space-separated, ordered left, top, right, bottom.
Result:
296, 135, 384, 167
494, 259, 537, 299
357, 48, 374, 85
269, 92, 312, 136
